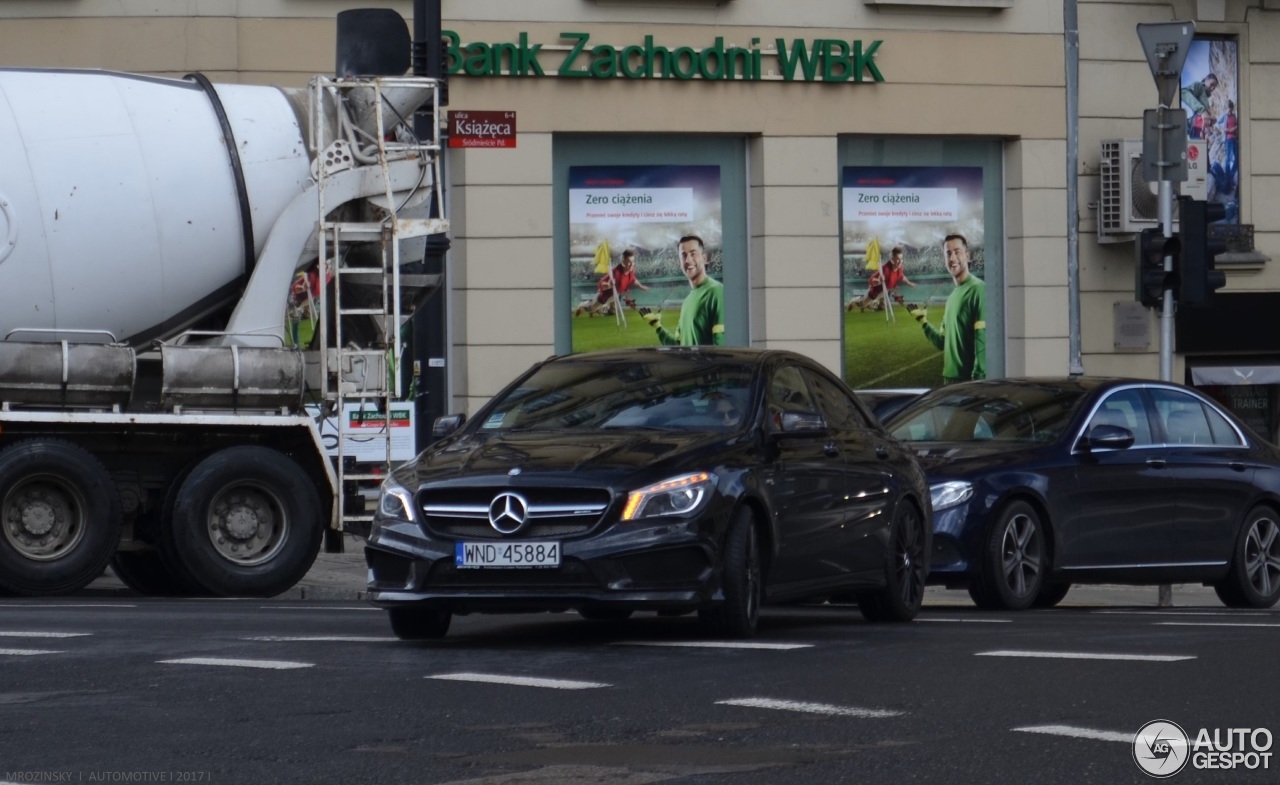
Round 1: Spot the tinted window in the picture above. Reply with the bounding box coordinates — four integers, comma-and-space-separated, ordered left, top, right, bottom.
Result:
891, 382, 1086, 443
478, 360, 754, 432
1205, 405, 1243, 445
805, 370, 875, 431
1149, 388, 1242, 446
1089, 389, 1154, 446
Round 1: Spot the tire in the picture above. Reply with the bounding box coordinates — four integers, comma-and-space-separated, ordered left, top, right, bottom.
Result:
0, 439, 122, 596
1032, 582, 1072, 609
968, 500, 1046, 611
110, 550, 205, 597
1214, 506, 1280, 609
701, 507, 763, 638
166, 446, 323, 597
858, 501, 929, 622
578, 608, 634, 622
388, 607, 452, 640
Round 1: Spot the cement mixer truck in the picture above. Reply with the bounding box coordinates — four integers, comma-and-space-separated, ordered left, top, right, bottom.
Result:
0, 9, 446, 596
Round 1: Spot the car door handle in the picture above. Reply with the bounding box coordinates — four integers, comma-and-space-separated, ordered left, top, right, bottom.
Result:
1230, 461, 1247, 472
875, 445, 890, 459
824, 442, 840, 457
1146, 458, 1167, 468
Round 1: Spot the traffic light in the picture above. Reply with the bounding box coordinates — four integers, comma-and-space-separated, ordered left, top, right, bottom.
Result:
1136, 227, 1179, 308
1178, 196, 1227, 303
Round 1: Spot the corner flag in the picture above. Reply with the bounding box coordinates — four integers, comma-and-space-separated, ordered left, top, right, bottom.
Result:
593, 240, 612, 274
864, 237, 881, 271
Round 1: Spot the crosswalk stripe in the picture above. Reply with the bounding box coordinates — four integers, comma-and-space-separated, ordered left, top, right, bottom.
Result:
0, 604, 136, 608
717, 697, 903, 718
0, 631, 91, 638
610, 641, 812, 650
427, 673, 608, 690
1013, 724, 1132, 743
0, 648, 63, 656
1155, 621, 1280, 628
159, 657, 313, 670
977, 650, 1194, 662
917, 618, 1012, 623
242, 636, 395, 642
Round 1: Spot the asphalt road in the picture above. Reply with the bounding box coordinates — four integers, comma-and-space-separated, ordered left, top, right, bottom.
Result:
0, 597, 1276, 785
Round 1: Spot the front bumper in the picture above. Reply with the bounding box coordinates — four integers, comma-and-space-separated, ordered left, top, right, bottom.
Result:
926, 501, 977, 581
365, 516, 721, 614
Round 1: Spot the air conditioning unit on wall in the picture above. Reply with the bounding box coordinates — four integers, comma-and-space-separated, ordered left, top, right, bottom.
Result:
1097, 138, 1207, 243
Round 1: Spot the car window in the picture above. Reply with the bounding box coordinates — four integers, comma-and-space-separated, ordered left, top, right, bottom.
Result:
890, 382, 1084, 443
804, 370, 876, 431
1149, 388, 1242, 446
478, 359, 755, 432
767, 365, 817, 431
1088, 389, 1154, 446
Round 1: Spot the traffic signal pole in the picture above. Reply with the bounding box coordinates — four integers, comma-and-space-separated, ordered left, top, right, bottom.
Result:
1137, 21, 1196, 609
1158, 177, 1175, 383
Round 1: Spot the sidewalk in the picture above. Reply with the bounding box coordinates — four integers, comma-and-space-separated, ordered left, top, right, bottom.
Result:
84, 537, 1228, 608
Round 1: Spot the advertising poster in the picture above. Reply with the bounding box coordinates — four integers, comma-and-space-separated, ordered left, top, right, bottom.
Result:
569, 165, 724, 352
307, 403, 416, 462
1180, 38, 1240, 221
841, 166, 986, 390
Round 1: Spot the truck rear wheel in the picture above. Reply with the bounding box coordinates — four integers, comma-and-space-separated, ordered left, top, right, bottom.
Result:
167, 446, 322, 597
110, 550, 208, 597
0, 439, 122, 596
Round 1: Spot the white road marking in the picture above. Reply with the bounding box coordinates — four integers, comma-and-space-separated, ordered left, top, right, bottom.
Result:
242, 636, 395, 642
1155, 621, 1280, 628
611, 640, 813, 650
718, 697, 903, 718
0, 648, 63, 656
1013, 724, 1133, 743
159, 657, 313, 670
976, 650, 1194, 662
427, 673, 609, 690
1093, 610, 1272, 616
0, 631, 91, 638
257, 606, 377, 611
916, 618, 1012, 623
0, 603, 136, 608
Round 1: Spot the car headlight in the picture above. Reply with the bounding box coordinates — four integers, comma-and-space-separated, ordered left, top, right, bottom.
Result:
378, 476, 416, 521
622, 472, 717, 521
930, 480, 973, 512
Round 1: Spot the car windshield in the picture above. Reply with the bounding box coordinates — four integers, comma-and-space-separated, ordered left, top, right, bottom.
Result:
477, 359, 755, 432
888, 382, 1088, 443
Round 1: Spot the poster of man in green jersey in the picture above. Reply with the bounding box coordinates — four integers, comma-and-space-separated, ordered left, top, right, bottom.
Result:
568, 165, 724, 352
840, 167, 986, 390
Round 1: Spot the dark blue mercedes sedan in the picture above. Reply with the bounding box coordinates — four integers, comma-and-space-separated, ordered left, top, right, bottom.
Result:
885, 378, 1280, 610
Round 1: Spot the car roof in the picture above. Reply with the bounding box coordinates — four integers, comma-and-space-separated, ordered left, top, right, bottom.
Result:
544, 346, 813, 368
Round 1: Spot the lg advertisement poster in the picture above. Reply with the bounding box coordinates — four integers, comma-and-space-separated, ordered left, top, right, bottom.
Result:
841, 166, 987, 390
1180, 38, 1240, 221
568, 165, 724, 352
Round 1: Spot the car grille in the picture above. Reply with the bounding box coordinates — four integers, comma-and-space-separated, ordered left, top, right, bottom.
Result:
418, 486, 612, 540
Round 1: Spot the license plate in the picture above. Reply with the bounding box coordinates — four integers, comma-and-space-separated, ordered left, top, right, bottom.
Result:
455, 541, 560, 569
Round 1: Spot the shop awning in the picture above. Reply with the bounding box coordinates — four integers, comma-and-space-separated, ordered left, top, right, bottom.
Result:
1190, 366, 1280, 386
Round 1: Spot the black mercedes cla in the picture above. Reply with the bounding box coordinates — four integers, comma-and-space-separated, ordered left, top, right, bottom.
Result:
366, 347, 931, 639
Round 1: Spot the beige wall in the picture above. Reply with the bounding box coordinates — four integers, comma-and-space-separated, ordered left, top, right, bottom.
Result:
0, 1, 1069, 414
1077, 0, 1278, 380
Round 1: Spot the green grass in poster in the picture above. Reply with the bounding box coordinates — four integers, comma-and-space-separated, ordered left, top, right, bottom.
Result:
842, 307, 944, 390
570, 309, 663, 352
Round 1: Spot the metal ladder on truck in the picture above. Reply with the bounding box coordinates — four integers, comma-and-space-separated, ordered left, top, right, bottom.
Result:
309, 74, 448, 540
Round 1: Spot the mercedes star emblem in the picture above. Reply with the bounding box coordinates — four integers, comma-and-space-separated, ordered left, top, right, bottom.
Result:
488, 491, 530, 534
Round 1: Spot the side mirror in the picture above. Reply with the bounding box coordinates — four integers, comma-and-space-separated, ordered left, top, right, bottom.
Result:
770, 410, 827, 437
432, 413, 466, 441
1081, 423, 1135, 451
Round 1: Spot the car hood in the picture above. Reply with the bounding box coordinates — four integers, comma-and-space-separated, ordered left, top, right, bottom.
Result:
406, 429, 733, 484
906, 440, 1047, 475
